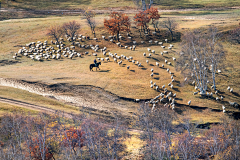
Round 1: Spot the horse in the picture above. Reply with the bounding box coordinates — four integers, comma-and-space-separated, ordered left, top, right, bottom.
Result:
89, 62, 101, 71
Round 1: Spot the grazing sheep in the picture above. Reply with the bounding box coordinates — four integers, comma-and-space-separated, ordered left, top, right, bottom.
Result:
156, 62, 159, 66
149, 53, 152, 57
147, 48, 151, 52
222, 105, 225, 110
161, 46, 165, 49
150, 73, 154, 77
152, 50, 155, 54
143, 52, 146, 57
165, 59, 168, 63
150, 84, 153, 88
162, 64, 164, 68
168, 62, 171, 65
218, 69, 221, 73
188, 100, 191, 106
163, 51, 168, 54
150, 80, 153, 84
230, 88, 233, 93
153, 82, 156, 86
170, 84, 174, 89
173, 93, 176, 97
146, 60, 149, 64
229, 101, 239, 108
184, 77, 187, 82
173, 57, 176, 61
227, 86, 230, 90
193, 91, 198, 95
156, 86, 159, 90
168, 82, 172, 86
162, 85, 165, 89
167, 68, 169, 72
216, 97, 220, 101
221, 96, 224, 100
161, 52, 163, 56
215, 90, 218, 94
132, 60, 135, 64
105, 57, 110, 61
138, 63, 141, 67
151, 68, 154, 72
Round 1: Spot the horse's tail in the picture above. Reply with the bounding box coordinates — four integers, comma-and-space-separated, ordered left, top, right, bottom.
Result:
89, 65, 92, 71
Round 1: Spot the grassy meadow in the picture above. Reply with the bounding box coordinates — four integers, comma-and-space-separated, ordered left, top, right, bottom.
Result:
0, 4, 240, 124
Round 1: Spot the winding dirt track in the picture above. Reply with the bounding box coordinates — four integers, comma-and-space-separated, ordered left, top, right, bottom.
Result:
0, 96, 73, 118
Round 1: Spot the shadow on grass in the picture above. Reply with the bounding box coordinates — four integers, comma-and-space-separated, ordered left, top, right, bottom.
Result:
173, 87, 180, 92
232, 92, 240, 97
154, 77, 159, 80
98, 70, 110, 72
141, 67, 147, 70
130, 70, 135, 72
154, 72, 159, 75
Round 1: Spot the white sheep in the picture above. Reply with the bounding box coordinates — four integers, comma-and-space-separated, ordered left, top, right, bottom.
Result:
162, 64, 164, 68
156, 62, 159, 66
161, 52, 163, 56
143, 52, 146, 57
188, 100, 191, 106
184, 77, 187, 82
167, 68, 169, 72
152, 50, 155, 54
150, 84, 153, 88
146, 60, 149, 64
173, 57, 176, 61
165, 59, 168, 63
151, 68, 154, 72
147, 48, 151, 52
149, 53, 152, 57
162, 85, 165, 89
227, 86, 230, 90
150, 80, 153, 84
170, 84, 173, 89
150, 73, 154, 77
230, 88, 233, 93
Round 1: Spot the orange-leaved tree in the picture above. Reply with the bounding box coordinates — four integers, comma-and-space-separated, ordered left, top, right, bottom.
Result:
28, 138, 54, 160
145, 7, 160, 31
134, 10, 150, 33
61, 127, 84, 156
104, 12, 130, 41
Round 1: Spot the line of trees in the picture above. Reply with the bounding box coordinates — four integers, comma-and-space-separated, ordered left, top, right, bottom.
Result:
0, 106, 239, 159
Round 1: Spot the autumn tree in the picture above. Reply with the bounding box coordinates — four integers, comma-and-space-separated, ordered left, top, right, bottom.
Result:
104, 12, 130, 41
61, 127, 84, 156
62, 20, 81, 41
134, 10, 150, 33
146, 7, 160, 31
84, 10, 96, 37
161, 18, 178, 41
47, 25, 63, 43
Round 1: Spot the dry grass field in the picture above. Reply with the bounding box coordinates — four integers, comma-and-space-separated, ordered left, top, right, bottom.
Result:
0, 7, 240, 125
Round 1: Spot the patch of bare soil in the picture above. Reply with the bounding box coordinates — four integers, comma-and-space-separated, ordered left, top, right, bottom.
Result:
0, 78, 139, 123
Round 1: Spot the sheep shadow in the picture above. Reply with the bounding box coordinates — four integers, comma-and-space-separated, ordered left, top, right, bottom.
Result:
154, 73, 159, 75
98, 70, 110, 72
141, 68, 147, 70
211, 109, 222, 112
130, 70, 135, 72
232, 92, 240, 97
152, 57, 160, 62
174, 80, 180, 84
154, 77, 159, 80
189, 105, 208, 111
150, 64, 154, 66
175, 97, 183, 101
172, 87, 180, 92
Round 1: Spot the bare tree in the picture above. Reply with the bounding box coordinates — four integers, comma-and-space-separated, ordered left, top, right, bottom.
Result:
177, 29, 209, 95
62, 21, 81, 41
207, 27, 225, 90
84, 10, 96, 38
161, 18, 178, 41
47, 25, 63, 43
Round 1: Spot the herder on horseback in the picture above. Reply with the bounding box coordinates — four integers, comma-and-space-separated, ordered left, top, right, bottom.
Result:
90, 59, 101, 71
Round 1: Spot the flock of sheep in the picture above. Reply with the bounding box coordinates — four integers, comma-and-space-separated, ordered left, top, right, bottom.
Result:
13, 32, 238, 113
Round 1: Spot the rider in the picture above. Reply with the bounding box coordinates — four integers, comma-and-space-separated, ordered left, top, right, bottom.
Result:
94, 59, 97, 67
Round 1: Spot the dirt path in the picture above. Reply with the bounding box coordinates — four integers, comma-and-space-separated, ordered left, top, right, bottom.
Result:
0, 96, 73, 118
